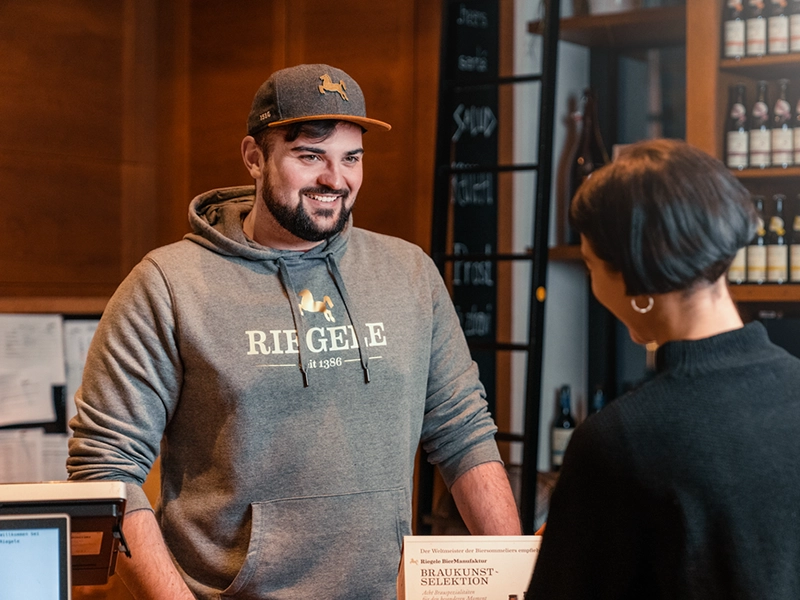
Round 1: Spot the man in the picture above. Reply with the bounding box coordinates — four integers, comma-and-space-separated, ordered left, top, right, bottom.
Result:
68, 64, 520, 599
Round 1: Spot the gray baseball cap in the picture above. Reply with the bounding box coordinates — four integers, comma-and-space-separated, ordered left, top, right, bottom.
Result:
247, 64, 392, 135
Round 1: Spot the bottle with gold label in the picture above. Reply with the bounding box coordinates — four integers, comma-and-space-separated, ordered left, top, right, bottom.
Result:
747, 196, 768, 283
790, 194, 800, 282
767, 194, 789, 282
728, 245, 747, 284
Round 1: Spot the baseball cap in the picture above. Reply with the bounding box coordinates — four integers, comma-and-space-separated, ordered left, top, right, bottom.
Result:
247, 64, 392, 135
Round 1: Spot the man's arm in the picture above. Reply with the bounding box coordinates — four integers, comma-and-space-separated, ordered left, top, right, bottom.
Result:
450, 461, 522, 535
115, 509, 195, 599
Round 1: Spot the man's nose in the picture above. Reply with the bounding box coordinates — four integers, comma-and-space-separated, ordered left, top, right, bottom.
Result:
317, 162, 345, 190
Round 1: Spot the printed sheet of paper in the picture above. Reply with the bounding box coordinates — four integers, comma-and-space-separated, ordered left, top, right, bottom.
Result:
0, 314, 66, 383
41, 433, 70, 481
63, 319, 100, 424
0, 315, 65, 426
0, 429, 45, 483
398, 535, 541, 600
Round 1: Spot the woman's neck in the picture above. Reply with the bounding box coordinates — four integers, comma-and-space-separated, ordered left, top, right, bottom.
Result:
651, 278, 744, 346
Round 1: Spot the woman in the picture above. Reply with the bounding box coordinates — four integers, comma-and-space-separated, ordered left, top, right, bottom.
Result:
526, 139, 800, 599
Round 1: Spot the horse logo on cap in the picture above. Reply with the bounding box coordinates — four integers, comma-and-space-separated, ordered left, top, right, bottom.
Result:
318, 74, 349, 101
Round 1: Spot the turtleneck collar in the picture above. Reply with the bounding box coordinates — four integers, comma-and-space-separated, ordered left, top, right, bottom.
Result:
654, 321, 771, 377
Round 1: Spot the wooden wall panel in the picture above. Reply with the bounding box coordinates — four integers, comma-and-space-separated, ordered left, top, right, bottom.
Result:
0, 154, 121, 295
0, 2, 124, 160
0, 1, 125, 299
188, 1, 289, 198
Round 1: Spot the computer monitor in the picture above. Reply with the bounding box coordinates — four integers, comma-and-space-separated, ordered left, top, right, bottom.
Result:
0, 481, 127, 586
0, 513, 71, 600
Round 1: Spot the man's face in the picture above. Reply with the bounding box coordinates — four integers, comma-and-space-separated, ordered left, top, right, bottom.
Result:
260, 122, 364, 244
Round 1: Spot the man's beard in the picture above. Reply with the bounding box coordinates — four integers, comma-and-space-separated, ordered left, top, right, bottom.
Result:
261, 182, 352, 242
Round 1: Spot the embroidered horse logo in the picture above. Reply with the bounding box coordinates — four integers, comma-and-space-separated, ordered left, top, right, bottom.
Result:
298, 289, 335, 322
318, 74, 349, 101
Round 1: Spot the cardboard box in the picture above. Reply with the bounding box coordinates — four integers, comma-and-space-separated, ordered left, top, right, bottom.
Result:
397, 535, 541, 600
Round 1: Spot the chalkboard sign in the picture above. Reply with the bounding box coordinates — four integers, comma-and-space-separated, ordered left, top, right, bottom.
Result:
439, 0, 500, 414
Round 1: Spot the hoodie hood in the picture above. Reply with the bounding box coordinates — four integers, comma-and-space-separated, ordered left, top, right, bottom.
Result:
183, 185, 368, 386
184, 185, 351, 264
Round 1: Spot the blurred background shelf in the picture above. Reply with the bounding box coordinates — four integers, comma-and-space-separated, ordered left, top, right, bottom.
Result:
528, 5, 685, 49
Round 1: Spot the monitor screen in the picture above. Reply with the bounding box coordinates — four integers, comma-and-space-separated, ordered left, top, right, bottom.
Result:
0, 514, 71, 600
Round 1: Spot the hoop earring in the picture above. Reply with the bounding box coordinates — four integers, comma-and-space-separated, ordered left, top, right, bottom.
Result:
631, 296, 654, 314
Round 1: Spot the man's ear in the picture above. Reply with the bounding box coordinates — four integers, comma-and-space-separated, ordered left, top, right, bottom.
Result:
241, 135, 264, 179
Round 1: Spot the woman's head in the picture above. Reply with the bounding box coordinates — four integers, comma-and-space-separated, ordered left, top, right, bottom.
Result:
570, 139, 757, 297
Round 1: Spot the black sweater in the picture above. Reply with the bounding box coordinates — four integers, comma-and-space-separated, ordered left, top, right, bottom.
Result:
527, 322, 800, 599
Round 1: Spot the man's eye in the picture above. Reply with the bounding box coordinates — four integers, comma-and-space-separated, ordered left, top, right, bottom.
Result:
344, 155, 361, 164
301, 154, 321, 162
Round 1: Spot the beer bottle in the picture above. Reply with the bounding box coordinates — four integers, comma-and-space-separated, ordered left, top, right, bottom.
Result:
772, 79, 793, 167
789, 0, 800, 52
767, 194, 789, 282
750, 81, 771, 168
727, 83, 749, 169
567, 89, 610, 245
747, 0, 768, 56
728, 246, 747, 284
723, 0, 747, 58
768, 0, 790, 54
790, 194, 800, 282
551, 385, 576, 471
747, 196, 768, 283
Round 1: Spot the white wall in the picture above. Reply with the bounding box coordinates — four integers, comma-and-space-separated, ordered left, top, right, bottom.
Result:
510, 0, 590, 470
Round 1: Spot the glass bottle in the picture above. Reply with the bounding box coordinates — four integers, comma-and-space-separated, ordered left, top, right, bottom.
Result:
747, 196, 768, 283
723, 0, 747, 58
789, 0, 800, 52
772, 79, 793, 167
768, 0, 790, 54
587, 385, 607, 418
728, 245, 747, 284
747, 0, 768, 56
750, 81, 771, 168
551, 385, 576, 471
767, 194, 789, 282
566, 89, 610, 245
727, 83, 749, 169
790, 194, 800, 282
793, 89, 800, 164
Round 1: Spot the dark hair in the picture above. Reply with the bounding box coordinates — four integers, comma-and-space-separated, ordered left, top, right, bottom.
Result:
253, 120, 363, 157
570, 139, 757, 296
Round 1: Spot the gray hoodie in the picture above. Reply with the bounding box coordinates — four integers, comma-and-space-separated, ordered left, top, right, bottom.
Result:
68, 186, 502, 599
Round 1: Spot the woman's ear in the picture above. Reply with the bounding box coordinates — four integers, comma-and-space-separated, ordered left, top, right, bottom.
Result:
241, 136, 264, 179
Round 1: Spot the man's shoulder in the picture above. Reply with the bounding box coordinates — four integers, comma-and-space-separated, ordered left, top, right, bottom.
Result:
349, 227, 427, 258
144, 238, 208, 265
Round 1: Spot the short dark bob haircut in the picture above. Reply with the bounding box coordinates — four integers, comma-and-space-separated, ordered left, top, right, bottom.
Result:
570, 139, 757, 296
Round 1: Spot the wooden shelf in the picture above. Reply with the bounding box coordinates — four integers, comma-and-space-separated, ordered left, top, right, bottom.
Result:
0, 296, 108, 315
729, 285, 800, 302
548, 244, 583, 262
528, 5, 685, 49
720, 54, 800, 79
733, 166, 800, 179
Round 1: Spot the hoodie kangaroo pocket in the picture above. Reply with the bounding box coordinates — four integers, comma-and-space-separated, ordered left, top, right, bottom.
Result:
219, 487, 408, 599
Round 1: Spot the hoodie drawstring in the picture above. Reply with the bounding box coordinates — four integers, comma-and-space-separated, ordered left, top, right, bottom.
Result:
326, 254, 371, 384
276, 257, 310, 387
